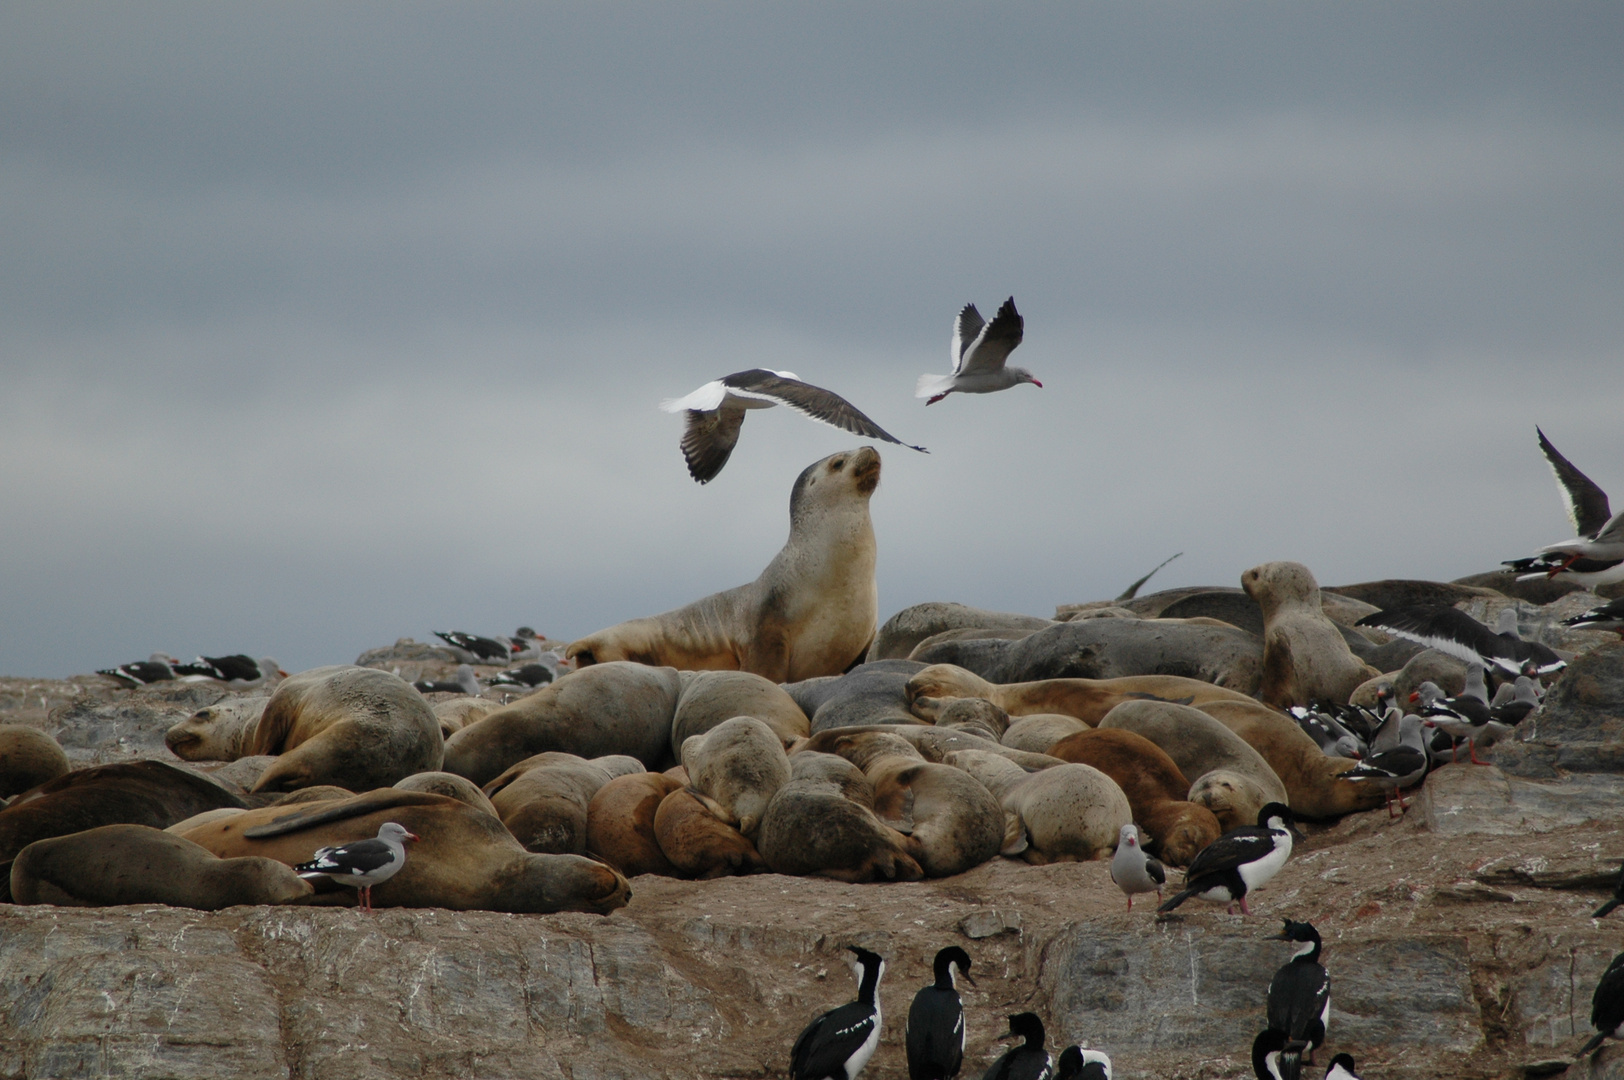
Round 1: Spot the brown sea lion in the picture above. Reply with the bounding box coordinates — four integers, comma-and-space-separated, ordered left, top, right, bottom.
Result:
1097, 699, 1288, 830
652, 788, 766, 879
11, 823, 312, 908
393, 771, 499, 817
669, 670, 810, 758
586, 772, 685, 877
178, 788, 630, 914
1045, 727, 1222, 866
566, 448, 883, 682
163, 696, 269, 762
443, 662, 682, 785
249, 666, 443, 794
0, 725, 70, 799
1243, 561, 1381, 708
904, 664, 1257, 724
679, 716, 791, 838
1194, 699, 1384, 818
484, 753, 642, 854
755, 770, 924, 883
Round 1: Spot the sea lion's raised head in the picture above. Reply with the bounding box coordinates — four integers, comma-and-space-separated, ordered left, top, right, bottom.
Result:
1241, 560, 1321, 614
790, 446, 881, 522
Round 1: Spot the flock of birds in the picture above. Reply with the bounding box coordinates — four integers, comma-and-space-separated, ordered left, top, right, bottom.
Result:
659, 297, 1040, 483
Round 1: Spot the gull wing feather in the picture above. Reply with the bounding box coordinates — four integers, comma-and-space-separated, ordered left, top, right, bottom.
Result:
660, 378, 729, 414
679, 405, 746, 484
1538, 427, 1611, 536
721, 370, 926, 452
955, 296, 1024, 378
951, 303, 985, 375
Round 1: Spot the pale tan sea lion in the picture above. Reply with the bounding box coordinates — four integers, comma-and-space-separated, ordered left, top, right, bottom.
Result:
1194, 699, 1384, 818
932, 697, 1010, 740
652, 788, 766, 878
567, 448, 883, 682
679, 716, 791, 838
904, 664, 1257, 724
1000, 714, 1090, 754
249, 666, 443, 794
669, 670, 811, 758
1242, 561, 1381, 708
393, 771, 499, 817
864, 758, 1003, 877
443, 662, 682, 785
1097, 699, 1287, 830
165, 806, 249, 834
1045, 727, 1221, 867
432, 697, 500, 738
163, 697, 269, 762
586, 772, 685, 877
1187, 769, 1273, 834
0, 725, 70, 799
944, 750, 1130, 863
179, 788, 630, 914
11, 823, 312, 908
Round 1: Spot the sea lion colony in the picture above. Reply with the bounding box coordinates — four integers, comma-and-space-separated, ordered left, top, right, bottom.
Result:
7, 396, 1624, 1073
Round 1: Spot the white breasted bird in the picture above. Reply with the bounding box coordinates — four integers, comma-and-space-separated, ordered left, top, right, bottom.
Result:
791, 946, 886, 1080
1157, 803, 1303, 916
294, 821, 418, 913
1110, 824, 1165, 910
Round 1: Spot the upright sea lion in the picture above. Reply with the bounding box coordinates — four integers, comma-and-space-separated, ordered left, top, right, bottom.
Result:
669, 671, 810, 757
1045, 728, 1222, 866
680, 716, 791, 838
1243, 561, 1381, 708
586, 772, 685, 877
0, 725, 70, 799
905, 664, 1257, 724
180, 789, 630, 914
443, 662, 682, 785
1193, 699, 1384, 818
249, 666, 443, 794
11, 823, 312, 908
1097, 699, 1288, 830
567, 447, 883, 682
163, 697, 269, 762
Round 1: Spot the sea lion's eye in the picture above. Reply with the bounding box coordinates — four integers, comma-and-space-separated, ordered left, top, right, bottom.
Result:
832, 460, 844, 471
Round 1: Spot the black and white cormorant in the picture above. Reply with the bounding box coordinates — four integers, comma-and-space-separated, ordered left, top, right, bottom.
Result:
791, 946, 886, 1080
1266, 920, 1330, 1063
1157, 802, 1303, 916
982, 1013, 1052, 1080
906, 946, 973, 1080
1251, 1029, 1305, 1080
1322, 1053, 1361, 1079
1054, 1045, 1112, 1080
1577, 948, 1624, 1060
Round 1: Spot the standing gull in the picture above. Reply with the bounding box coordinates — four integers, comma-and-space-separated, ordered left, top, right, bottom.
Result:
661, 370, 926, 484
916, 297, 1041, 406
293, 821, 418, 913
1109, 823, 1165, 910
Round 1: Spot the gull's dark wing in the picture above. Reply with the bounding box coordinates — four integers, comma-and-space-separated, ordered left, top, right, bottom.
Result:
1538, 427, 1611, 537
679, 405, 747, 484
721, 370, 926, 452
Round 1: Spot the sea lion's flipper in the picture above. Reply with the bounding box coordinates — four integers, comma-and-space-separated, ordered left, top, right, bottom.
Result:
999, 814, 1029, 857
243, 789, 446, 839
1124, 691, 1195, 706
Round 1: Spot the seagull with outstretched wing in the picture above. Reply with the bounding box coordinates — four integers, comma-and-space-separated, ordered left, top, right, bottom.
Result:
915, 297, 1040, 405
660, 368, 926, 484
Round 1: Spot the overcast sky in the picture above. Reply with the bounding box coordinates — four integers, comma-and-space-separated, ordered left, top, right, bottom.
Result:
3, 4, 1622, 678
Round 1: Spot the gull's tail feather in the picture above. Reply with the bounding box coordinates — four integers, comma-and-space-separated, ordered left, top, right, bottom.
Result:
916, 373, 954, 400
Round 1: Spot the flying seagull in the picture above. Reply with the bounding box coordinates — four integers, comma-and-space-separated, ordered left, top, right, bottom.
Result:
661, 369, 926, 484
915, 297, 1040, 405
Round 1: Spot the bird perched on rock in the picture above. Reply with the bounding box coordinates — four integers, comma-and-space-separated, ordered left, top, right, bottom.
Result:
434, 630, 516, 663
1419, 686, 1502, 766
1322, 1054, 1361, 1080
1594, 863, 1624, 919
96, 653, 179, 686
1340, 709, 1429, 817
1577, 948, 1624, 1060
1266, 920, 1330, 1065
294, 822, 417, 913
1157, 803, 1303, 916
172, 654, 286, 687
906, 946, 973, 1080
1252, 1030, 1306, 1080
982, 1013, 1052, 1080
413, 664, 481, 696
916, 297, 1041, 406
488, 661, 558, 689
1566, 596, 1624, 635
661, 369, 926, 484
1110, 823, 1165, 910
791, 946, 886, 1080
